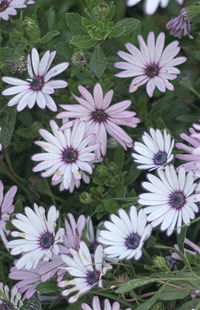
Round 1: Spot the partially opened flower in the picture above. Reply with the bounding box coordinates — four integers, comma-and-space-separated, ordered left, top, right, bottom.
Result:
7, 204, 64, 269
2, 48, 69, 112
139, 165, 200, 236
57, 83, 140, 158
32, 119, 99, 192
166, 8, 193, 39
176, 121, 200, 178
114, 32, 186, 97
81, 296, 131, 310
0, 282, 23, 309
0, 181, 17, 248
127, 0, 184, 15
132, 128, 174, 170
0, 0, 27, 21
98, 206, 152, 261
171, 238, 200, 260
58, 242, 111, 303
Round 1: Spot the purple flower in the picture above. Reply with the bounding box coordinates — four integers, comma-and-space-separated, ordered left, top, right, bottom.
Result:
172, 238, 200, 260
114, 32, 187, 97
0, 0, 26, 21
2, 48, 69, 112
82, 296, 131, 310
176, 121, 200, 178
0, 181, 17, 248
166, 8, 193, 39
57, 83, 140, 158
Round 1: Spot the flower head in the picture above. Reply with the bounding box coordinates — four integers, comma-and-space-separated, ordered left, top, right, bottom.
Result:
58, 241, 111, 303
139, 165, 200, 236
0, 282, 22, 309
127, 0, 184, 15
98, 206, 152, 261
57, 83, 140, 158
2, 48, 69, 112
32, 119, 99, 192
176, 121, 200, 178
166, 8, 193, 39
81, 296, 131, 310
114, 32, 186, 97
0, 181, 17, 247
7, 204, 64, 269
132, 128, 174, 170
0, 0, 27, 21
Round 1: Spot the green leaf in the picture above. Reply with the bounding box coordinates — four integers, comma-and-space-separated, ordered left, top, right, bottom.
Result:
111, 18, 140, 37
37, 281, 59, 295
103, 199, 119, 213
85, 0, 101, 9
70, 35, 97, 49
177, 226, 187, 253
0, 107, 17, 149
177, 299, 200, 310
66, 13, 87, 35
136, 285, 166, 310
39, 31, 60, 45
116, 278, 156, 294
89, 46, 107, 78
114, 147, 125, 169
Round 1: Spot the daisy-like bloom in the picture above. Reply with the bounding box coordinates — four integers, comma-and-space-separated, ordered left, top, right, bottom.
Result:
7, 203, 64, 270
166, 8, 193, 39
39, 213, 85, 282
132, 128, 174, 171
0, 0, 26, 21
32, 119, 99, 192
176, 121, 200, 178
57, 83, 140, 158
114, 32, 187, 97
2, 48, 69, 112
58, 241, 112, 303
81, 296, 131, 310
127, 0, 184, 15
138, 165, 200, 236
98, 206, 152, 261
0, 181, 17, 247
9, 265, 42, 299
0, 282, 22, 309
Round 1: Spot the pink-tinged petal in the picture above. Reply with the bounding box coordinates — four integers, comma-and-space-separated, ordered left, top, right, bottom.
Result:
106, 121, 133, 148
44, 51, 57, 74
106, 100, 131, 114
159, 41, 180, 66
77, 161, 93, 174
44, 63, 69, 81
167, 56, 187, 67
163, 79, 174, 91
17, 92, 32, 112
99, 123, 107, 156
155, 32, 165, 63
45, 80, 68, 89
31, 48, 40, 76
115, 70, 143, 78
78, 85, 95, 106
129, 76, 149, 93
127, 0, 141, 7
93, 83, 104, 109
103, 89, 113, 109
36, 92, 46, 109
147, 32, 155, 63
160, 67, 180, 74
38, 50, 51, 75
138, 34, 151, 64
2, 77, 29, 86
117, 50, 138, 64
27, 55, 33, 77
7, 90, 30, 107
2, 85, 30, 96
44, 94, 57, 112
146, 79, 156, 97
154, 76, 166, 93
42, 85, 55, 94
1, 186, 17, 213
72, 95, 94, 112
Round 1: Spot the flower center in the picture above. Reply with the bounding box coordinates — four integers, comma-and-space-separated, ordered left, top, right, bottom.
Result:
169, 191, 186, 209
62, 148, 78, 163
0, 0, 8, 12
30, 76, 44, 91
145, 64, 159, 78
39, 232, 54, 249
153, 151, 168, 165
92, 109, 108, 123
86, 271, 99, 285
125, 233, 140, 250
0, 301, 14, 310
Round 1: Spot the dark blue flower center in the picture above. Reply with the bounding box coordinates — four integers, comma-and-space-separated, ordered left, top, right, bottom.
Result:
92, 109, 107, 123
39, 232, 54, 249
154, 151, 168, 165
62, 148, 78, 163
30, 76, 44, 91
0, 300, 14, 310
0, 1, 8, 12
125, 233, 140, 250
145, 64, 159, 78
86, 271, 99, 285
169, 191, 186, 209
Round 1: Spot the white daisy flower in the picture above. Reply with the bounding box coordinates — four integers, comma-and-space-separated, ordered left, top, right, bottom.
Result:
132, 128, 174, 171
0, 282, 22, 309
58, 241, 112, 304
32, 119, 99, 192
81, 296, 131, 310
7, 203, 64, 270
2, 48, 69, 112
127, 0, 184, 15
98, 206, 152, 261
138, 165, 200, 236
0, 0, 27, 21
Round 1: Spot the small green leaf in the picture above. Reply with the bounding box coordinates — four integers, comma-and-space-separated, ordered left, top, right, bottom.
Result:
111, 17, 140, 37
89, 46, 107, 78
116, 278, 156, 294
37, 280, 59, 294
114, 147, 125, 169
70, 35, 97, 49
38, 31, 60, 45
0, 107, 16, 149
85, 0, 101, 9
66, 13, 87, 35
136, 285, 166, 310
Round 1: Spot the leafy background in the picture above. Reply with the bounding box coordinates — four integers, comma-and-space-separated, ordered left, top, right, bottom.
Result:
1, 0, 200, 309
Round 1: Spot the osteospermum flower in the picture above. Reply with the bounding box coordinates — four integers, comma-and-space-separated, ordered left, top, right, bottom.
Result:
132, 128, 174, 170
138, 165, 200, 236
57, 83, 140, 158
82, 296, 131, 310
7, 204, 64, 269
166, 8, 193, 39
0, 0, 27, 21
98, 206, 152, 261
114, 32, 187, 97
2, 48, 69, 112
176, 121, 200, 178
0, 282, 22, 309
127, 0, 184, 15
58, 241, 111, 303
0, 181, 17, 247
32, 119, 99, 192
